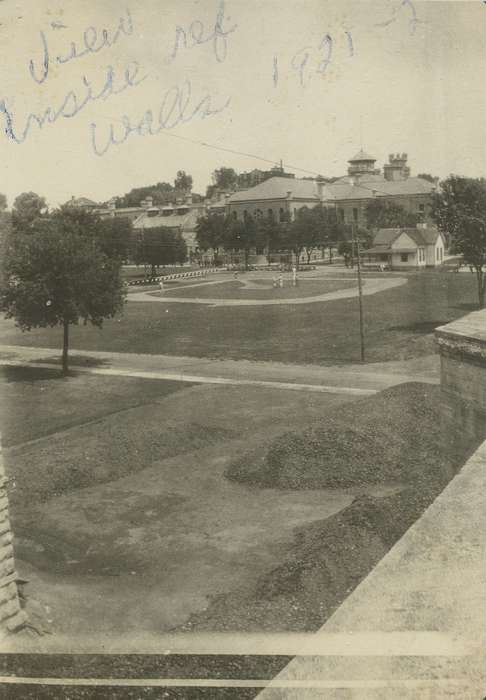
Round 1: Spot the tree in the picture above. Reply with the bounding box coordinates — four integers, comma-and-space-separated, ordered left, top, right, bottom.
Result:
225, 215, 262, 270
174, 170, 193, 193
51, 205, 133, 261
293, 205, 345, 263
135, 227, 187, 276
212, 167, 238, 190
418, 173, 438, 184
365, 199, 421, 231
0, 194, 7, 211
257, 216, 285, 263
12, 192, 47, 232
195, 215, 229, 263
432, 176, 486, 308
115, 182, 174, 208
0, 218, 125, 375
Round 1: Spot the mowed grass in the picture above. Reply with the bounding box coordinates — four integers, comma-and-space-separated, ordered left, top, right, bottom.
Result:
0, 272, 479, 364
162, 278, 357, 300
0, 368, 233, 504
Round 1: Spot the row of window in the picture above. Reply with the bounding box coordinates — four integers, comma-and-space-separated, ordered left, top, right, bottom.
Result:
233, 208, 289, 222
232, 202, 427, 224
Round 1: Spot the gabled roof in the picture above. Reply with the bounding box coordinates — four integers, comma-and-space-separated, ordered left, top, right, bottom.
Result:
133, 209, 200, 230
228, 177, 319, 203
324, 176, 435, 202
349, 149, 376, 162
373, 226, 441, 248
68, 196, 98, 207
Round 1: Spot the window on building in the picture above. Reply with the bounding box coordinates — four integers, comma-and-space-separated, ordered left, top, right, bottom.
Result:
268, 208, 274, 220
419, 204, 425, 212
436, 247, 439, 261
279, 208, 285, 222
256, 209, 263, 220
353, 208, 359, 222
243, 210, 248, 219
232, 211, 237, 220
401, 253, 408, 262
339, 208, 345, 222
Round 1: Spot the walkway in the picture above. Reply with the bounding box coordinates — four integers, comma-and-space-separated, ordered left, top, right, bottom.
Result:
0, 344, 439, 396
128, 274, 407, 307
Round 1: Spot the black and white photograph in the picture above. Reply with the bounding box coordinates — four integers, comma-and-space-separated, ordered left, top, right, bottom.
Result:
0, 0, 486, 697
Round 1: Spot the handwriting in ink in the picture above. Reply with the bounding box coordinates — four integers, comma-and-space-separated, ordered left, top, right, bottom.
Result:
375, 0, 419, 36
275, 30, 352, 88
90, 80, 231, 156
1, 61, 146, 144
167, 0, 237, 64
29, 8, 134, 85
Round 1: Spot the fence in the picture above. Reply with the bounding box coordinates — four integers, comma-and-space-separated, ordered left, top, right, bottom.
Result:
127, 267, 224, 287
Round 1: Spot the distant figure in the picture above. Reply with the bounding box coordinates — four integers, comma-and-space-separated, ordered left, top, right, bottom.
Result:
278, 274, 284, 288
272, 276, 278, 288
292, 266, 297, 286
159, 280, 164, 291
234, 271, 238, 280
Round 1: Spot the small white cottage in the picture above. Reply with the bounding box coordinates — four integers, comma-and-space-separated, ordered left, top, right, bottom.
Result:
365, 225, 446, 270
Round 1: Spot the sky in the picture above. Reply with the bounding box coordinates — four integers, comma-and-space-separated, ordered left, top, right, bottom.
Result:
0, 0, 485, 208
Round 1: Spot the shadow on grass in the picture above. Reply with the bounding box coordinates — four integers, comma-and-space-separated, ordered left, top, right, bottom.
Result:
453, 302, 479, 312
35, 354, 108, 368
0, 366, 65, 383
388, 320, 449, 334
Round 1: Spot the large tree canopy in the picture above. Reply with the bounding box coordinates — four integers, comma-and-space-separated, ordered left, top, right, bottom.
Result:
12, 191, 47, 231
135, 227, 187, 276
115, 182, 174, 208
0, 212, 125, 374
174, 170, 193, 193
195, 215, 229, 261
365, 199, 421, 230
432, 175, 486, 308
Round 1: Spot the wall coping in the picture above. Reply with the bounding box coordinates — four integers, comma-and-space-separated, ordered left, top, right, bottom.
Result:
436, 308, 486, 364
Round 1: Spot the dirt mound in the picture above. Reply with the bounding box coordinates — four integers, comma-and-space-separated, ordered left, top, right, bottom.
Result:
226, 383, 451, 488
179, 483, 443, 632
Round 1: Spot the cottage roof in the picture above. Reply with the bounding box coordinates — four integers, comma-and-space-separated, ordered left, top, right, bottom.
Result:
372, 227, 441, 248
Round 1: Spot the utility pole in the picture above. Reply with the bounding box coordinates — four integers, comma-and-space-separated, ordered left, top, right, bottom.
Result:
351, 222, 365, 362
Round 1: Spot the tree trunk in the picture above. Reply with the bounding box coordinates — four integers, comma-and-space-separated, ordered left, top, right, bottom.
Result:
62, 319, 69, 376
244, 249, 250, 271
151, 263, 156, 277
329, 246, 333, 264
477, 268, 486, 309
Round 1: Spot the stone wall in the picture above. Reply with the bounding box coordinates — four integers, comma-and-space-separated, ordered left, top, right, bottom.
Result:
0, 438, 26, 636
436, 309, 486, 465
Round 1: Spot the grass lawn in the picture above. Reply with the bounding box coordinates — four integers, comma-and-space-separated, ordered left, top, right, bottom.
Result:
162, 278, 357, 299
0, 271, 479, 364
1, 370, 360, 636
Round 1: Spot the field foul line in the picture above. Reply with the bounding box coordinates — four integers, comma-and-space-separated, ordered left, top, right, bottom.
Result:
0, 360, 377, 396
0, 677, 473, 689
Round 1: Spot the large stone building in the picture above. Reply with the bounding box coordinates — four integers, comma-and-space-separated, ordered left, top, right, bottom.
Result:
226, 150, 437, 227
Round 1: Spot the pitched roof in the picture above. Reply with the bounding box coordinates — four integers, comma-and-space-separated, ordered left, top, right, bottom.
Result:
323, 176, 435, 202
349, 149, 376, 162
68, 196, 98, 207
133, 209, 200, 230
373, 227, 441, 248
228, 177, 319, 203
